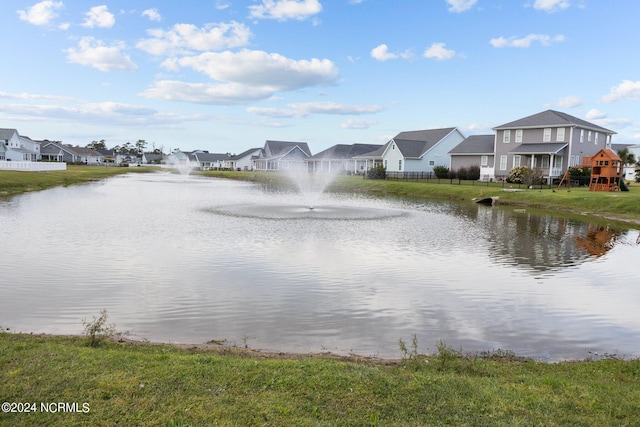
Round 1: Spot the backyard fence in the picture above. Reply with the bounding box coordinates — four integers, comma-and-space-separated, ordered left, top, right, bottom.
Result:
364, 170, 592, 190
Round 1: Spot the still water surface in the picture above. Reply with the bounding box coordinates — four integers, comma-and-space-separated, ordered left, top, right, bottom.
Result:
1, 172, 639, 360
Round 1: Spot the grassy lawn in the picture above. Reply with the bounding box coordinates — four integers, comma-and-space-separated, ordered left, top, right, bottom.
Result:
2, 168, 639, 424
0, 165, 157, 197
1, 333, 639, 426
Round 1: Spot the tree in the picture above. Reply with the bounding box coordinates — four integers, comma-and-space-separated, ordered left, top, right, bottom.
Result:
87, 139, 107, 150
135, 140, 148, 156
617, 147, 636, 166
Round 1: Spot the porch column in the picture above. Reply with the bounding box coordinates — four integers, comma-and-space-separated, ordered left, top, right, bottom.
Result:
548, 154, 555, 184
530, 156, 535, 168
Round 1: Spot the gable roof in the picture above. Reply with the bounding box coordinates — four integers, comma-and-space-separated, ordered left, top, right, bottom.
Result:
263, 140, 311, 158
231, 147, 261, 160
190, 152, 230, 162
449, 135, 495, 155
309, 143, 383, 160
493, 110, 615, 134
391, 127, 458, 159
0, 128, 19, 140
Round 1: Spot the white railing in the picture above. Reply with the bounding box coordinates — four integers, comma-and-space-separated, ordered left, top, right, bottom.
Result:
0, 161, 67, 171
550, 167, 562, 177
480, 166, 495, 181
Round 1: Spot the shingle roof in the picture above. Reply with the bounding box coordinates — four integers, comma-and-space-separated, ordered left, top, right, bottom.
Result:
493, 110, 615, 134
231, 148, 261, 160
392, 127, 457, 158
263, 140, 311, 158
190, 152, 230, 162
449, 135, 494, 155
0, 128, 18, 140
309, 143, 383, 160
509, 143, 568, 154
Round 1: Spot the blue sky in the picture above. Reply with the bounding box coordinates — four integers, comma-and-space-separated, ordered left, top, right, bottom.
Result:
2, 0, 640, 154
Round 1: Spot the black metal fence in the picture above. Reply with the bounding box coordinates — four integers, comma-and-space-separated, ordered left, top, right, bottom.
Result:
364, 170, 592, 190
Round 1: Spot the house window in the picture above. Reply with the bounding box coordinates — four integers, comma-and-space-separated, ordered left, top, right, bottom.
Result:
503, 130, 510, 143
541, 155, 550, 169
398, 159, 402, 171
515, 129, 523, 143
557, 128, 565, 141
580, 129, 584, 143
384, 160, 388, 169
499, 155, 507, 170
595, 133, 599, 145
543, 128, 551, 142
481, 155, 488, 166
429, 160, 435, 166
588, 131, 592, 142
513, 155, 521, 168
554, 156, 563, 169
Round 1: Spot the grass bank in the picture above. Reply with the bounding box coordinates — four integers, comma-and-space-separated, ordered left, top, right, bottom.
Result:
1, 333, 639, 426
201, 170, 640, 227
0, 165, 157, 197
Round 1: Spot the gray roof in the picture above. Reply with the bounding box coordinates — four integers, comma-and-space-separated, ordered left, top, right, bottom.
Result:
509, 143, 568, 155
0, 128, 18, 140
494, 110, 615, 134
392, 127, 457, 158
230, 147, 261, 160
263, 140, 311, 158
190, 152, 230, 162
309, 143, 383, 160
449, 135, 494, 155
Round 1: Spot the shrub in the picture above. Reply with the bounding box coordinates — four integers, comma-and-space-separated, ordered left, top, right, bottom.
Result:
456, 166, 468, 180
82, 309, 116, 347
433, 165, 449, 179
569, 166, 591, 177
367, 164, 386, 180
506, 166, 531, 184
467, 165, 481, 180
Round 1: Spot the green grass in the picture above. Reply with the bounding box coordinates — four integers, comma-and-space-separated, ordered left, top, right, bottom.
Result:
1, 333, 639, 426
0, 165, 157, 197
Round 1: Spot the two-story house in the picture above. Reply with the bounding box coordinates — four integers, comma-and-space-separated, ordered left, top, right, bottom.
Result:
492, 110, 616, 183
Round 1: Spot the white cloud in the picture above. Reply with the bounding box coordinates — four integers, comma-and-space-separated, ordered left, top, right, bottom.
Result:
490, 34, 565, 48
142, 8, 161, 22
341, 118, 377, 129
585, 108, 607, 120
249, 0, 322, 21
140, 81, 275, 105
446, 0, 477, 13
81, 5, 115, 28
288, 101, 383, 115
246, 107, 304, 118
370, 44, 412, 62
142, 49, 338, 105
0, 91, 74, 102
532, 0, 570, 13
423, 43, 456, 60
65, 37, 137, 72
137, 22, 252, 56
602, 80, 640, 103
555, 95, 582, 108
173, 49, 338, 91
247, 102, 382, 118
17, 1, 63, 26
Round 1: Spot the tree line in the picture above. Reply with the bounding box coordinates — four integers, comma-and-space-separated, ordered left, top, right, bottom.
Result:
85, 139, 164, 156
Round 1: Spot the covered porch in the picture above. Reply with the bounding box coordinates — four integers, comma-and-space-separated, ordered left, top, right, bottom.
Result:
510, 143, 566, 184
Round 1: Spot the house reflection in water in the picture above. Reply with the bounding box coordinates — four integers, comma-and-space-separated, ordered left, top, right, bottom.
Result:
469, 206, 628, 273
575, 225, 617, 257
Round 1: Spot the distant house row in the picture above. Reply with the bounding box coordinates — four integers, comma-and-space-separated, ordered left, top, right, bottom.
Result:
3, 109, 640, 180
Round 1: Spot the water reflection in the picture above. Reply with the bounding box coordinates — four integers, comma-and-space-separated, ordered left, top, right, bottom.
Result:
0, 173, 639, 361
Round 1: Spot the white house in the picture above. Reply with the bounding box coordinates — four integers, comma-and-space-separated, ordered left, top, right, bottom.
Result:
253, 140, 311, 171
230, 148, 262, 171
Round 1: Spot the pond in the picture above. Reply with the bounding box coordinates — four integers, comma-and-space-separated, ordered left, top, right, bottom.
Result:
1, 172, 639, 361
